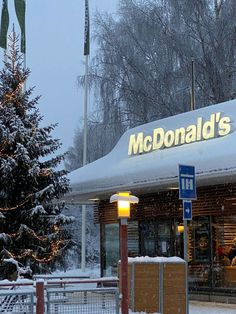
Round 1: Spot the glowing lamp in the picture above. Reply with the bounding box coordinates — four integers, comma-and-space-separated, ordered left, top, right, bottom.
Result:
110, 191, 139, 219
177, 225, 184, 233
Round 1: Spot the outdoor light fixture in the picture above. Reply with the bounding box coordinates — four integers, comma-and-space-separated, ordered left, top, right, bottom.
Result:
177, 224, 184, 233
169, 186, 179, 190
110, 191, 139, 218
110, 191, 139, 314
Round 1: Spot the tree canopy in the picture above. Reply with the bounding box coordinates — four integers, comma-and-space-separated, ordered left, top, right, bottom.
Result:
66, 0, 236, 170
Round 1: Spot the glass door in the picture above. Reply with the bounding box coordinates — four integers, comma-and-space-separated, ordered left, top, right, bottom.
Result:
140, 220, 175, 257
140, 221, 156, 256
156, 221, 173, 257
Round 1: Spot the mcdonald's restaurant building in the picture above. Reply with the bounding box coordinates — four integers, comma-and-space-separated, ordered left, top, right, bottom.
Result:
68, 100, 236, 299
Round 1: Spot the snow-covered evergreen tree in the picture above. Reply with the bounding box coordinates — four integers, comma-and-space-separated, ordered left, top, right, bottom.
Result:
0, 32, 74, 277
64, 205, 99, 268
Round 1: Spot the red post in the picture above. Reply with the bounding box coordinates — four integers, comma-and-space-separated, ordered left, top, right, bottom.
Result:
36, 280, 44, 314
120, 218, 129, 314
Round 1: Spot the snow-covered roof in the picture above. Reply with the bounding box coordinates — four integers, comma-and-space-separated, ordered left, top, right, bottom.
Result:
67, 100, 236, 203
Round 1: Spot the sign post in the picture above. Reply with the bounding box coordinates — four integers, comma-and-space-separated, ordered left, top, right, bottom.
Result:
183, 200, 192, 221
179, 165, 196, 314
179, 164, 196, 261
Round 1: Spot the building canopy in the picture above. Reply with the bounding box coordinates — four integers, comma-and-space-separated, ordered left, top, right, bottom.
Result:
67, 100, 236, 203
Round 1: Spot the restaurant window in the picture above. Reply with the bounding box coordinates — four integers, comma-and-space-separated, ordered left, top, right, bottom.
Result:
140, 220, 174, 257
214, 215, 236, 289
103, 223, 119, 277
188, 215, 236, 290
102, 221, 139, 276
193, 217, 211, 263
188, 217, 212, 288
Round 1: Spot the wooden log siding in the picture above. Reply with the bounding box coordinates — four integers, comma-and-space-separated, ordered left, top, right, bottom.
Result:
127, 221, 139, 256
95, 183, 236, 225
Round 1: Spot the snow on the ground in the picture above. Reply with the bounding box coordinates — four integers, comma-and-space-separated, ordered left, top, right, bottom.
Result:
189, 301, 236, 314
50, 265, 100, 278
128, 301, 236, 313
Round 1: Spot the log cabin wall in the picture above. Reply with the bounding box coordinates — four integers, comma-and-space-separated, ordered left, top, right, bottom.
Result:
95, 183, 236, 224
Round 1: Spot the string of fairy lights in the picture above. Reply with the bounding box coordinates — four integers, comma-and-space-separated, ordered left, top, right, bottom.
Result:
0, 193, 33, 211
4, 223, 67, 263
0, 165, 52, 212
4, 239, 67, 263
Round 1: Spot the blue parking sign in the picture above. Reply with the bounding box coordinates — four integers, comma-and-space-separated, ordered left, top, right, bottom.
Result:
179, 164, 197, 200
183, 200, 192, 220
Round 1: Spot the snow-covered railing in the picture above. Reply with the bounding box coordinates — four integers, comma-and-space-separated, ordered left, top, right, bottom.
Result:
0, 280, 35, 313
0, 280, 34, 288
45, 276, 119, 286
57, 278, 118, 294
0, 277, 120, 313
46, 286, 120, 314
46, 278, 120, 314
33, 274, 90, 280
44, 277, 119, 314
0, 286, 34, 313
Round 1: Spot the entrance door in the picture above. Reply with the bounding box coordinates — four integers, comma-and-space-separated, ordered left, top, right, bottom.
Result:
156, 221, 173, 257
140, 220, 174, 257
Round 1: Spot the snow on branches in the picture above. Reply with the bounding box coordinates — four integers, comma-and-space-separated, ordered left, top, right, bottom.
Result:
0, 30, 74, 277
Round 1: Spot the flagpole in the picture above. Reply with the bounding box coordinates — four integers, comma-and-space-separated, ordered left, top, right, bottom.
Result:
190, 58, 195, 111
81, 0, 90, 273
81, 53, 88, 272
23, 0, 26, 90
14, 0, 26, 88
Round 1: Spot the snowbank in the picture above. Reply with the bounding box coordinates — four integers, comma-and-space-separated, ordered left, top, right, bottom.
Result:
128, 256, 185, 263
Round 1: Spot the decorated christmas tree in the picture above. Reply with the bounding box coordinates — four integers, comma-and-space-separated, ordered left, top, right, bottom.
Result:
0, 32, 74, 278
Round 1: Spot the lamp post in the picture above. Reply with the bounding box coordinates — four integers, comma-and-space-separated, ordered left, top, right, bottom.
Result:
110, 192, 139, 314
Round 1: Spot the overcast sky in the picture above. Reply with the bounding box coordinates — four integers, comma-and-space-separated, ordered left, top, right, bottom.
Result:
0, 0, 119, 154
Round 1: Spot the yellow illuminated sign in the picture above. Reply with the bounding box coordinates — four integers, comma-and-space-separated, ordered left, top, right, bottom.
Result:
128, 112, 231, 156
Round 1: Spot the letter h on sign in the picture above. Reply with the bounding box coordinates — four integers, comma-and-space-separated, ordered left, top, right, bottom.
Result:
179, 165, 197, 200
181, 178, 193, 190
